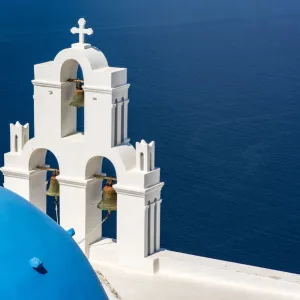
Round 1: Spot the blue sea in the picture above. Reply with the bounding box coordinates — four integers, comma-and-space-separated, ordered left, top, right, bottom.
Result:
1, 0, 300, 274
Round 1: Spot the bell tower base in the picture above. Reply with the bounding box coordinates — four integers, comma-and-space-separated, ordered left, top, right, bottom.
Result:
89, 238, 160, 274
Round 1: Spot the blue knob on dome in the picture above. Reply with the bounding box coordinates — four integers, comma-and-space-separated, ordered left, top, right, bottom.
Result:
67, 228, 75, 237
29, 257, 43, 269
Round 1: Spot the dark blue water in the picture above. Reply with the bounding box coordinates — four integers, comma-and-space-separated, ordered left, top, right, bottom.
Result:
1, 0, 300, 274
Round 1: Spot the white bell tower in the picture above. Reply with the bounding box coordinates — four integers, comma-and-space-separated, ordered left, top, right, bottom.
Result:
1, 18, 163, 270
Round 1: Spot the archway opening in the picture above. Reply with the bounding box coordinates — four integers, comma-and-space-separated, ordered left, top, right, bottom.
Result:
29, 149, 60, 223
76, 65, 84, 133
85, 156, 117, 241
102, 157, 117, 240
45, 151, 60, 223
60, 59, 85, 137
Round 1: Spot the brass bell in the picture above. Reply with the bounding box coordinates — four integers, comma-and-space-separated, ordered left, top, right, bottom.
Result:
97, 180, 117, 211
46, 172, 60, 198
69, 82, 84, 108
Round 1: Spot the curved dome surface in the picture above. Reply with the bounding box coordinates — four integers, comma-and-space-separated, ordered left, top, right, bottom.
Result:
0, 187, 107, 300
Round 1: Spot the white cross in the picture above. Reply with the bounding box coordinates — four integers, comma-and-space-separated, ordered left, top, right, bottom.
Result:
71, 18, 93, 44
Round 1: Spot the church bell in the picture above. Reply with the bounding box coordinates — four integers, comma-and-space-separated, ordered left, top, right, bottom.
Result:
97, 180, 117, 211
46, 172, 60, 198
69, 82, 84, 108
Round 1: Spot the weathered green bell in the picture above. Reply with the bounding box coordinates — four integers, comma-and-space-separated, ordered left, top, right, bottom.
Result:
97, 181, 117, 211
69, 83, 84, 108
46, 173, 60, 198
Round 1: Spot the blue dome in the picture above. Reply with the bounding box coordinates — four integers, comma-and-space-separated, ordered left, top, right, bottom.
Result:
0, 187, 107, 300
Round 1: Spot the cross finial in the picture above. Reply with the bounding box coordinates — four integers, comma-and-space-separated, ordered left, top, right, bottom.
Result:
71, 18, 93, 46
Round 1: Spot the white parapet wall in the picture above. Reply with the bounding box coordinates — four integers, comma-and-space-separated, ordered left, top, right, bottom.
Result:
90, 247, 300, 299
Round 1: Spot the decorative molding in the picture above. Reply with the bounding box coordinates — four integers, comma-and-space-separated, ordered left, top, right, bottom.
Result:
56, 176, 98, 188
0, 168, 43, 180
84, 84, 130, 94
147, 198, 162, 206
31, 80, 67, 88
113, 84, 131, 92
114, 182, 164, 198
83, 86, 112, 94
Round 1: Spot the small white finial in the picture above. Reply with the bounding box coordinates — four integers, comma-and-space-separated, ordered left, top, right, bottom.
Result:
71, 18, 93, 45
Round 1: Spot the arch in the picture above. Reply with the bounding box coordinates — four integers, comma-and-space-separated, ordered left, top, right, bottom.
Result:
21, 138, 136, 179
54, 47, 108, 83
85, 156, 103, 179
60, 59, 80, 82
85, 156, 117, 180
29, 148, 48, 171
59, 59, 85, 135
82, 147, 132, 182
28, 148, 60, 223
28, 148, 60, 173
45, 151, 60, 223
85, 155, 117, 240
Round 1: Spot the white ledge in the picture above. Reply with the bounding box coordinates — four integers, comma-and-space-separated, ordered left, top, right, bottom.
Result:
31, 80, 67, 88
56, 176, 98, 188
90, 248, 300, 300
114, 182, 164, 197
0, 167, 43, 180
83, 84, 130, 94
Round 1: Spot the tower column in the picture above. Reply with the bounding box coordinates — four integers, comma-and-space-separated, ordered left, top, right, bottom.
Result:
57, 176, 102, 255
123, 99, 129, 141
116, 101, 124, 145
155, 199, 162, 251
115, 182, 164, 267
149, 201, 156, 255
112, 104, 117, 146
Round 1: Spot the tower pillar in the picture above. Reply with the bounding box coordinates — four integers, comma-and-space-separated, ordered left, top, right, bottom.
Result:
116, 100, 124, 145
115, 182, 163, 266
57, 176, 102, 254
123, 99, 129, 142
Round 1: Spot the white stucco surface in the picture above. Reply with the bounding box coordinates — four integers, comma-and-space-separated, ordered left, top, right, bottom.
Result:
94, 250, 300, 300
